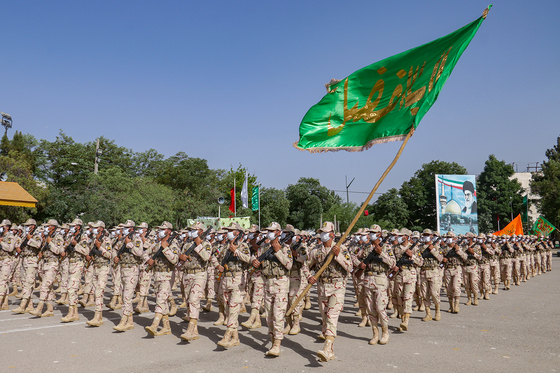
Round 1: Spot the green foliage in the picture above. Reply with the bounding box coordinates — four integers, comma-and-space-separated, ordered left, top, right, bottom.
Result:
253, 187, 290, 227
399, 160, 467, 230
286, 177, 341, 230
368, 188, 410, 231
531, 136, 560, 231
477, 155, 524, 233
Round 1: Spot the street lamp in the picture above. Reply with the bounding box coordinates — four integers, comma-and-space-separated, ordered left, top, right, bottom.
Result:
1, 112, 12, 136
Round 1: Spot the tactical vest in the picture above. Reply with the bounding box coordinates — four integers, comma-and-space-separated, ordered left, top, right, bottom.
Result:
420, 244, 439, 268
443, 247, 462, 267
362, 246, 390, 273
500, 244, 512, 259
120, 251, 140, 266
314, 247, 348, 279
182, 242, 210, 271
463, 245, 478, 266
260, 244, 288, 278
154, 246, 175, 272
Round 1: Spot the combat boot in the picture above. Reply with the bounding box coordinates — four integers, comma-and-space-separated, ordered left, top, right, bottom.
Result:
422, 308, 432, 322
0, 295, 8, 310
145, 313, 162, 336
317, 336, 335, 362
24, 298, 35, 313
454, 297, 460, 314
213, 304, 225, 325
8, 286, 19, 297
77, 285, 84, 295
41, 302, 54, 317
155, 315, 171, 336
378, 325, 389, 345
122, 314, 134, 330
369, 325, 379, 345
114, 296, 122, 310
447, 297, 454, 313
30, 301, 45, 316
86, 311, 103, 326
202, 298, 212, 312
108, 296, 117, 310
387, 299, 393, 310
239, 302, 247, 314
265, 339, 281, 357
434, 304, 441, 321
217, 328, 233, 347
113, 315, 128, 331
241, 308, 258, 329
504, 279, 510, 290
399, 313, 410, 331
132, 292, 140, 303
473, 294, 479, 306
227, 329, 240, 348
85, 294, 95, 307
56, 293, 68, 305
515, 278, 520, 286
492, 285, 498, 294
61, 306, 76, 323
250, 313, 262, 329
304, 294, 311, 310
355, 308, 362, 317
178, 297, 187, 309
484, 290, 490, 300
136, 297, 149, 313
465, 291, 472, 305
389, 308, 399, 318
169, 298, 178, 317
289, 315, 301, 335
180, 319, 199, 341
78, 294, 89, 307
358, 313, 368, 327
284, 316, 292, 334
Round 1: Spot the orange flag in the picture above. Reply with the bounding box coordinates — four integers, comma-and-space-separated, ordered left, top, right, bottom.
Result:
493, 214, 523, 236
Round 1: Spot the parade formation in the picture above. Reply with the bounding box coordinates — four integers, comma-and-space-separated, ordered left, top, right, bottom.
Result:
0, 217, 554, 362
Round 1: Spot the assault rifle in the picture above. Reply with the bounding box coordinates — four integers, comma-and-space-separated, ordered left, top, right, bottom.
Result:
85, 229, 109, 269
354, 234, 391, 278
64, 225, 83, 255
145, 231, 179, 272
220, 232, 244, 269
421, 236, 443, 258
38, 229, 56, 258
254, 231, 294, 267
388, 237, 421, 278
113, 229, 137, 268
18, 225, 36, 255
182, 227, 212, 257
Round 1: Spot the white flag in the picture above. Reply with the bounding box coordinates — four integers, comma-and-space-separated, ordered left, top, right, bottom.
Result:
241, 172, 248, 208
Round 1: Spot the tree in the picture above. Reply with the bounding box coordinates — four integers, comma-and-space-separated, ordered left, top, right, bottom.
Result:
286, 178, 341, 230
531, 136, 560, 231
253, 187, 290, 227
368, 188, 410, 230
399, 160, 467, 230
477, 155, 524, 233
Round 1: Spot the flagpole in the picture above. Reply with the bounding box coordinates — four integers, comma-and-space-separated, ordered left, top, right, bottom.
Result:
258, 183, 261, 229
287, 127, 415, 316
234, 178, 236, 217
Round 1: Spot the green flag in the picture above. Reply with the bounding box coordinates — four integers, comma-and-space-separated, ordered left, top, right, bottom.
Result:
251, 186, 259, 211
294, 7, 491, 153
532, 215, 556, 237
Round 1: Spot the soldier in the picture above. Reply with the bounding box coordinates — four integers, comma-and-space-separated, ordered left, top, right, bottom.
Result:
241, 225, 265, 330
356, 224, 395, 345
510, 234, 522, 285
79, 222, 96, 308
392, 228, 422, 331
202, 229, 216, 312
418, 229, 444, 322
60, 219, 85, 322
441, 232, 467, 313
135, 227, 156, 314
499, 235, 514, 290
31, 219, 64, 317
85, 221, 113, 326
55, 224, 71, 306
214, 223, 251, 348
12, 219, 42, 314
285, 226, 308, 335
113, 221, 146, 332
179, 222, 213, 342
461, 232, 481, 306
251, 222, 293, 357
144, 221, 179, 336
0, 220, 19, 310
211, 228, 228, 326
352, 229, 369, 327
478, 233, 494, 300
107, 224, 125, 311
488, 235, 501, 294
305, 221, 352, 362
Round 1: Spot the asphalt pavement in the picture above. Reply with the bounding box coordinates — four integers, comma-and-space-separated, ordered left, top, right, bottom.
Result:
1, 258, 559, 373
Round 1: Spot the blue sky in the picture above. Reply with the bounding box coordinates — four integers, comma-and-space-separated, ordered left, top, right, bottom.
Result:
2, 0, 559, 204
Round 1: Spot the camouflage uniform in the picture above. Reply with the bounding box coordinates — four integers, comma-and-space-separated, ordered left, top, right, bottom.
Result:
15, 226, 43, 312
461, 239, 481, 305
36, 229, 65, 315
61, 227, 88, 322
419, 239, 443, 319
181, 240, 212, 320
287, 239, 308, 332
499, 238, 514, 289
0, 229, 21, 308
394, 240, 423, 317
489, 240, 501, 293
478, 238, 494, 298
441, 237, 467, 313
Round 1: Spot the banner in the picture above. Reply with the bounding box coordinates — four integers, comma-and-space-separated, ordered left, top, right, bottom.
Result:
493, 214, 524, 236
435, 174, 478, 235
532, 215, 556, 237
294, 7, 490, 153
241, 172, 248, 208
251, 186, 259, 211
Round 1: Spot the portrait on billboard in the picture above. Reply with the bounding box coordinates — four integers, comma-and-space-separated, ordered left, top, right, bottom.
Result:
435, 174, 478, 235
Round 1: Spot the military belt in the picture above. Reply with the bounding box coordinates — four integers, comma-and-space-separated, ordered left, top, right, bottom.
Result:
365, 270, 386, 276
421, 266, 437, 270
69, 258, 83, 263
319, 277, 344, 284
224, 271, 242, 277
400, 265, 416, 270
445, 264, 457, 269
264, 274, 287, 279
121, 263, 137, 268
184, 268, 204, 274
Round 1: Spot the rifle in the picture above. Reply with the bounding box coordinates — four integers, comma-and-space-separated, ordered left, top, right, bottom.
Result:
354, 234, 391, 278
421, 236, 443, 258
220, 232, 244, 268
145, 231, 179, 272
17, 226, 36, 255
254, 231, 295, 267
64, 226, 83, 256
182, 227, 212, 257
85, 230, 109, 269
113, 230, 136, 268
388, 237, 421, 278
38, 229, 55, 258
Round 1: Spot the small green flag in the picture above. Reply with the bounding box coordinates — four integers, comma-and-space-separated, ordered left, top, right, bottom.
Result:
532, 215, 556, 237
522, 195, 528, 223
294, 6, 490, 153
251, 186, 259, 211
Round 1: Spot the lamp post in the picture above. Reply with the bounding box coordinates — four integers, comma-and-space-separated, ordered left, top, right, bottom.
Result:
345, 176, 355, 204
1, 112, 12, 137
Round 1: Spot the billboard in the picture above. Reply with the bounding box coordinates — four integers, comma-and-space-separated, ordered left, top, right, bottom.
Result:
435, 174, 478, 235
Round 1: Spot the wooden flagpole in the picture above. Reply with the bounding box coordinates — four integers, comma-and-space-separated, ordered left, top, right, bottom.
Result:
286, 127, 415, 316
